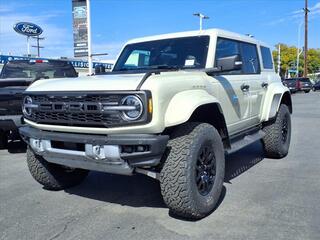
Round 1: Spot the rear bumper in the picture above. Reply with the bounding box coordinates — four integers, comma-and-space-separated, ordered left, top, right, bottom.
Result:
19, 126, 168, 175
299, 87, 312, 91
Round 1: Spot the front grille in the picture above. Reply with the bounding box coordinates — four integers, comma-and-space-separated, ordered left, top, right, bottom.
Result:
25, 92, 150, 128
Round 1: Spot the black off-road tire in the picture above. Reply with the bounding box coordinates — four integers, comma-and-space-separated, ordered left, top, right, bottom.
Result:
262, 104, 291, 159
160, 122, 225, 219
304, 90, 310, 93
27, 147, 89, 190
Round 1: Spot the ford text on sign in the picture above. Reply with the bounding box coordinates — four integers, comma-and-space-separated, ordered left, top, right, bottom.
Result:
14, 22, 43, 37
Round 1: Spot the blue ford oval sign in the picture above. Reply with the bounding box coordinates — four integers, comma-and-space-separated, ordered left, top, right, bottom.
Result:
13, 22, 43, 37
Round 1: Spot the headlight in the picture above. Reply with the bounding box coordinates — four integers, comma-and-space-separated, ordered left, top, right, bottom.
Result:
120, 95, 143, 121
22, 96, 33, 117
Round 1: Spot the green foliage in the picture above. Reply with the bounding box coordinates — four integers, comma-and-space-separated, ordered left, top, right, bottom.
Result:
272, 44, 320, 77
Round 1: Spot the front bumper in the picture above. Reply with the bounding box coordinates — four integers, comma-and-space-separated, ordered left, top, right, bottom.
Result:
19, 126, 168, 175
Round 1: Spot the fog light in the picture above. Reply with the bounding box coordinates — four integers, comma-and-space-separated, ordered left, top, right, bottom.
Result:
122, 145, 133, 153
30, 138, 44, 153
136, 145, 145, 152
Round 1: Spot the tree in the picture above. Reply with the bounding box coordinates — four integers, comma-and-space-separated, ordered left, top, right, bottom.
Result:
272, 44, 320, 78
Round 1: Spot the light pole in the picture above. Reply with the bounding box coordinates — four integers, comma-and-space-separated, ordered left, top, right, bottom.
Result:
296, 21, 304, 77
86, 0, 93, 75
193, 13, 209, 31
303, 0, 310, 77
277, 44, 281, 77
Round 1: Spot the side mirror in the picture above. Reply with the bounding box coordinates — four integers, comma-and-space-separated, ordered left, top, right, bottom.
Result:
216, 54, 242, 72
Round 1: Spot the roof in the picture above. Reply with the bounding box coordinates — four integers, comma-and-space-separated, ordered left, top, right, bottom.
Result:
126, 28, 269, 47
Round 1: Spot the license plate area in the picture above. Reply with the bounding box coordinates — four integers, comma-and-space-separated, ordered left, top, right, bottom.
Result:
51, 140, 85, 152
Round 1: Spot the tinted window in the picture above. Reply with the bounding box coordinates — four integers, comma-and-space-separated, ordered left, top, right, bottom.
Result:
113, 36, 210, 71
260, 46, 273, 69
241, 43, 260, 74
215, 38, 241, 74
285, 78, 310, 82
0, 61, 77, 80
215, 38, 260, 74
299, 78, 311, 83
215, 38, 240, 59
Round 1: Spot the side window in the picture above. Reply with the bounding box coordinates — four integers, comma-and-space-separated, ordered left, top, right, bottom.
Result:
124, 50, 150, 69
215, 38, 241, 74
215, 38, 240, 60
260, 46, 273, 69
240, 43, 260, 74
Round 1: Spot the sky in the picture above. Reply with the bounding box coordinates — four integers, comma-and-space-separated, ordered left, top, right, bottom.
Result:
0, 0, 319, 61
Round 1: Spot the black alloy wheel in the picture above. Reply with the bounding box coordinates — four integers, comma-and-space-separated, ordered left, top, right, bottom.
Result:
196, 144, 216, 196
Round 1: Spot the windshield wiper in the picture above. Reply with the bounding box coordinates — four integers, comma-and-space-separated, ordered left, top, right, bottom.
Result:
148, 65, 181, 70
116, 65, 180, 72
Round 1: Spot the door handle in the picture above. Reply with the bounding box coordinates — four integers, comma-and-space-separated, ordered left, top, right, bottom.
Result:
241, 84, 250, 92
261, 82, 269, 88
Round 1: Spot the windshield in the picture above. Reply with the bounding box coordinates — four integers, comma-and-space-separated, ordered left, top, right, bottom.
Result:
0, 61, 77, 80
113, 36, 210, 72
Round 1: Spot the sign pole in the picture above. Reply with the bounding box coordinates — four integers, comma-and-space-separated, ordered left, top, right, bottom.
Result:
27, 36, 30, 56
277, 44, 281, 77
86, 0, 93, 75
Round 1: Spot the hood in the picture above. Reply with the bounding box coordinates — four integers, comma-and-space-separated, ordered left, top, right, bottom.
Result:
26, 73, 146, 92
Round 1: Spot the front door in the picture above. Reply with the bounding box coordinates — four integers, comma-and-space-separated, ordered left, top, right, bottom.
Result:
211, 37, 266, 135
211, 38, 253, 135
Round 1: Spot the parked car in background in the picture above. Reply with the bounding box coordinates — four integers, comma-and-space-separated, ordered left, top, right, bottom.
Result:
282, 77, 313, 93
0, 59, 78, 148
312, 81, 320, 91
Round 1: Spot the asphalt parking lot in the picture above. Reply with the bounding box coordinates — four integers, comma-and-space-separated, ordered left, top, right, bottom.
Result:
1, 92, 320, 240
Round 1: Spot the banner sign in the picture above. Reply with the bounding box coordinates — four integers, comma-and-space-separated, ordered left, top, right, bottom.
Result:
72, 0, 88, 57
0, 55, 113, 70
13, 22, 43, 37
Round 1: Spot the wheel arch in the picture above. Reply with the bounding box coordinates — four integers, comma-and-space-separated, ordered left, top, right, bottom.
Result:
188, 103, 230, 148
261, 82, 293, 122
164, 90, 230, 148
280, 91, 292, 113
264, 91, 292, 121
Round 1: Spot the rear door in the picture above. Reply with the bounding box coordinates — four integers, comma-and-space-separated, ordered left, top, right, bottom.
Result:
239, 42, 263, 125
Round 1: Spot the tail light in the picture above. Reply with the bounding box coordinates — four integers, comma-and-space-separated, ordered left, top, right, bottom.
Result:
296, 80, 301, 89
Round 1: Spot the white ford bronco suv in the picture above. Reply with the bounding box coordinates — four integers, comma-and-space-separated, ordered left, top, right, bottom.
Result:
20, 29, 292, 219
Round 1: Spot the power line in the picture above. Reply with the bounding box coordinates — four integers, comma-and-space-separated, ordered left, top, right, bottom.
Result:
31, 36, 45, 57
303, 0, 310, 77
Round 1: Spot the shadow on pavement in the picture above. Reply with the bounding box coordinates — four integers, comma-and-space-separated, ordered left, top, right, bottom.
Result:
225, 141, 264, 182
7, 140, 27, 154
66, 173, 166, 208
66, 140, 265, 214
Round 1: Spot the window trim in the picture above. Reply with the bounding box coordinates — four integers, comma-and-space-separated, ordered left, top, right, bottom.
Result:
214, 37, 261, 75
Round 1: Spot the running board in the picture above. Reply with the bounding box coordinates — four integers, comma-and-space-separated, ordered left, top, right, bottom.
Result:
226, 130, 265, 155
